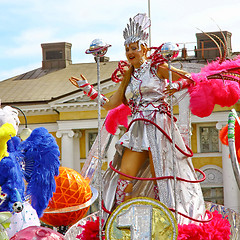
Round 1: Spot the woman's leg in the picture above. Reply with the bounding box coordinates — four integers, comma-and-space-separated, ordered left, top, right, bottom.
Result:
149, 151, 156, 183
116, 148, 148, 203
149, 151, 160, 200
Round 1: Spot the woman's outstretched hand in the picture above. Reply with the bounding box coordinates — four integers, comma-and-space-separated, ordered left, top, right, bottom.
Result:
163, 84, 178, 96
69, 74, 86, 88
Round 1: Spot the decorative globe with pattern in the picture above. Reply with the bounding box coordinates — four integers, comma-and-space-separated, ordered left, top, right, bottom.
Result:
41, 166, 92, 227
85, 38, 111, 57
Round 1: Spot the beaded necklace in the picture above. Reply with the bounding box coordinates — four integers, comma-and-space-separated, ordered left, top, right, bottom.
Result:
132, 61, 149, 79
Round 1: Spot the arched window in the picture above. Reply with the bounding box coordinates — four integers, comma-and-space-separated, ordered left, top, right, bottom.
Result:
197, 165, 224, 205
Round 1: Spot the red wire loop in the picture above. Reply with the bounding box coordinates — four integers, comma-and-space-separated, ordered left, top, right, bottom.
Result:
109, 161, 205, 183
170, 209, 213, 223
102, 200, 112, 215
127, 118, 193, 157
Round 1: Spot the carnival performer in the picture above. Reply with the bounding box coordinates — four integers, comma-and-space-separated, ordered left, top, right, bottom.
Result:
69, 13, 205, 224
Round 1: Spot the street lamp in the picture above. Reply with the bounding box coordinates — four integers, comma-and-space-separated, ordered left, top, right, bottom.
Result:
11, 106, 32, 140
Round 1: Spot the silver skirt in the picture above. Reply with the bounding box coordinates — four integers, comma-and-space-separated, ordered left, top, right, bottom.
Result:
103, 110, 205, 224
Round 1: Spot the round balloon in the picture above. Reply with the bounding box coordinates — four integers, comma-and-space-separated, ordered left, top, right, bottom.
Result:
41, 167, 92, 227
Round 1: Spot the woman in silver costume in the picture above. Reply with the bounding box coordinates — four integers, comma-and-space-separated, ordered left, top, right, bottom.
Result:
69, 13, 205, 224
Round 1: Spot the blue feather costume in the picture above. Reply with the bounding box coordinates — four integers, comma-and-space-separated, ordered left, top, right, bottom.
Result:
0, 137, 25, 211
0, 127, 60, 218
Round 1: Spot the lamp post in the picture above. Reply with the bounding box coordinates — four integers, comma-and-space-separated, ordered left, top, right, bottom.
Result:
160, 42, 179, 221
148, 0, 151, 47
11, 106, 32, 140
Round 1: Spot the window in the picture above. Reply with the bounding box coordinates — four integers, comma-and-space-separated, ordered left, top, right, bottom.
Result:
88, 131, 98, 152
85, 130, 109, 162
202, 187, 224, 205
197, 165, 224, 205
199, 126, 219, 153
46, 50, 63, 60
200, 40, 215, 49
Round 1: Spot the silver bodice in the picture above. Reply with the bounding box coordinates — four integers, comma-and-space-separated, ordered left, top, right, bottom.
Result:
125, 61, 168, 112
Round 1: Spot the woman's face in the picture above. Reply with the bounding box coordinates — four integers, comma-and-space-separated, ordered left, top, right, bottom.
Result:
125, 42, 145, 68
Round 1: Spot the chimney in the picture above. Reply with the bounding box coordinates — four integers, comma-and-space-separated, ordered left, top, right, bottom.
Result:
41, 42, 72, 69
195, 31, 232, 60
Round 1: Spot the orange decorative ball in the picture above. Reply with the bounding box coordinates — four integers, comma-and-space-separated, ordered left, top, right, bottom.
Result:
41, 166, 92, 227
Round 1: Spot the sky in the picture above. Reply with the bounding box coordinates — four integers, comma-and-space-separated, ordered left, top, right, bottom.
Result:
0, 0, 240, 81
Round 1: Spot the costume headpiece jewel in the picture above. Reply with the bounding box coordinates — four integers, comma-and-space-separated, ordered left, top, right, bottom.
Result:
123, 13, 151, 45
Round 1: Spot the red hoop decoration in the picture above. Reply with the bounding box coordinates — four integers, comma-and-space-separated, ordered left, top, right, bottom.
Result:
170, 209, 213, 223
127, 118, 193, 157
109, 161, 205, 183
111, 60, 130, 83
102, 200, 112, 215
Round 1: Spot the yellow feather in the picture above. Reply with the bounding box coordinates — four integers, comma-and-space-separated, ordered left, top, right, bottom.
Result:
0, 123, 16, 161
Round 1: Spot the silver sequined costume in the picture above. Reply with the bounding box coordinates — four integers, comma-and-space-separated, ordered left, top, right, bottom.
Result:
103, 61, 205, 224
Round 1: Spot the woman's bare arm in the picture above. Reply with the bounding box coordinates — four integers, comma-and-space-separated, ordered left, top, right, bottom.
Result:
69, 75, 123, 111
103, 87, 123, 111
157, 62, 188, 82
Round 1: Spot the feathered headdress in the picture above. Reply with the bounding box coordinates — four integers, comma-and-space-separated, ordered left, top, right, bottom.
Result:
123, 13, 151, 46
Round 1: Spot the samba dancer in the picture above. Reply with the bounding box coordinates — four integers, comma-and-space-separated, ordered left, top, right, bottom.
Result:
69, 13, 205, 224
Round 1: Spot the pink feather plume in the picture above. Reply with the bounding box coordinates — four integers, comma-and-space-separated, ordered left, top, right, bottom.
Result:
105, 104, 132, 135
178, 210, 231, 240
189, 56, 240, 118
